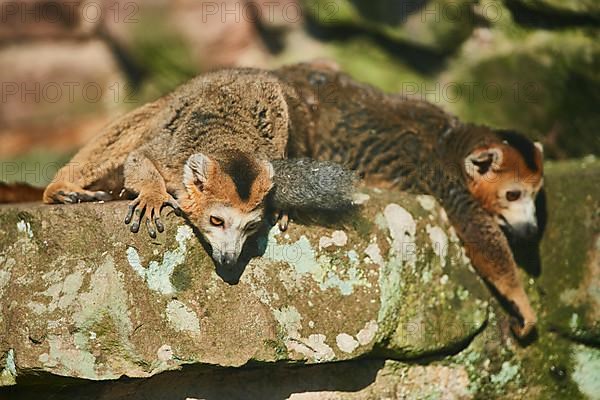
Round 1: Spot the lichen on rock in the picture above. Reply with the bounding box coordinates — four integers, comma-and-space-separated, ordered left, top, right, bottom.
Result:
0, 160, 598, 399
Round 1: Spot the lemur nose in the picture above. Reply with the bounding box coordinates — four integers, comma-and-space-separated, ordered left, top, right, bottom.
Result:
219, 252, 239, 268
515, 223, 538, 241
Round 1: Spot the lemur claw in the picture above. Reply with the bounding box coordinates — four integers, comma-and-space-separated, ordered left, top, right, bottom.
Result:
166, 196, 182, 216
130, 220, 141, 233
57, 191, 77, 204
124, 193, 181, 238
146, 218, 157, 239
154, 217, 164, 233
277, 212, 289, 232
44, 181, 112, 204
124, 204, 136, 224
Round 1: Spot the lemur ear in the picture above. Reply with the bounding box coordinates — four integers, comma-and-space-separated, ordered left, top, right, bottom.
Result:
262, 160, 275, 191
184, 153, 213, 191
464, 147, 503, 178
263, 160, 275, 181
534, 141, 544, 155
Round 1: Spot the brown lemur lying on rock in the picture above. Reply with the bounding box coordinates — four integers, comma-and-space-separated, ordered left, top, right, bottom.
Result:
273, 61, 545, 338
41, 68, 356, 270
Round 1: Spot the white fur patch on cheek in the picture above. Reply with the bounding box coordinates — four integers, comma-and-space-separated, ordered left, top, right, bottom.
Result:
501, 198, 537, 226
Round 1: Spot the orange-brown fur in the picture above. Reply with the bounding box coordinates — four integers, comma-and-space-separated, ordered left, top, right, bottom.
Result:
181, 159, 272, 218
24, 62, 544, 337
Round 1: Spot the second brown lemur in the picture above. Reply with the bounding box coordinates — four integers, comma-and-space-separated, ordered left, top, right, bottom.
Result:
274, 61, 545, 338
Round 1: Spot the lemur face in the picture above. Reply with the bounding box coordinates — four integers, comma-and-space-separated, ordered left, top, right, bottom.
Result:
181, 152, 274, 269
194, 203, 265, 267
465, 135, 544, 241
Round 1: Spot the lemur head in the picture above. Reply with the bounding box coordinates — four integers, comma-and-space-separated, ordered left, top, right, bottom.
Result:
181, 150, 274, 269
464, 130, 544, 240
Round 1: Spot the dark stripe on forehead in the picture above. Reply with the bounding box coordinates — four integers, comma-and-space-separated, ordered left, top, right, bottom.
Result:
219, 151, 259, 201
496, 130, 539, 172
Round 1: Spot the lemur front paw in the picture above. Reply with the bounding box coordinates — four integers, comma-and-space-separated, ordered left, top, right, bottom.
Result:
43, 181, 111, 204
510, 315, 537, 339
124, 191, 181, 238
508, 295, 537, 338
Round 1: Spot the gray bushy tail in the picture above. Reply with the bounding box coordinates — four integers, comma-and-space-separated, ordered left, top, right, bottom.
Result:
270, 158, 357, 213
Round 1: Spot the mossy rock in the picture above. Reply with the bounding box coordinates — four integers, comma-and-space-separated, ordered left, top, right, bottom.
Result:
512, 0, 600, 20
0, 188, 486, 385
538, 158, 600, 344
1, 160, 599, 398
271, 31, 432, 93
301, 0, 475, 52
449, 158, 600, 399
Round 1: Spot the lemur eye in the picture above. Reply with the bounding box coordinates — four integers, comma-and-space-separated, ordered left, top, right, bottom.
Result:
246, 221, 260, 231
210, 216, 224, 227
506, 190, 521, 202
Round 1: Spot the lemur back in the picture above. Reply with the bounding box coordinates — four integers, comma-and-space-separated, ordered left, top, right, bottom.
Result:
49, 69, 292, 199
275, 65, 489, 229
277, 64, 476, 189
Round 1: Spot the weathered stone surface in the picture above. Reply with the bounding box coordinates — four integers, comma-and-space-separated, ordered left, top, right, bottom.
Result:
0, 40, 125, 112
270, 29, 432, 95
0, 0, 97, 41
0, 188, 486, 384
252, 0, 303, 29
538, 158, 600, 344
440, 161, 600, 400
169, 0, 266, 68
1, 359, 475, 400
0, 159, 599, 399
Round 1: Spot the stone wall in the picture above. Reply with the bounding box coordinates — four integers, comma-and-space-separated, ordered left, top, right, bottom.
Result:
0, 159, 598, 399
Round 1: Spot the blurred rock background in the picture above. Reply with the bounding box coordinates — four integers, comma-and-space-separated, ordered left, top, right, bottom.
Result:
0, 0, 598, 186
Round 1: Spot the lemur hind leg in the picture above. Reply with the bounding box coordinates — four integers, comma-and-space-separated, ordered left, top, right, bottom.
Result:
43, 181, 111, 204
42, 143, 118, 204
448, 200, 537, 338
123, 152, 181, 238
43, 102, 163, 204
